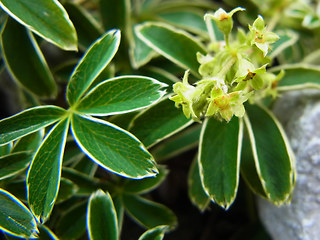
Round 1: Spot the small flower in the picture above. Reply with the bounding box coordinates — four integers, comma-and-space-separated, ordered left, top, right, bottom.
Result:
233, 58, 267, 90
249, 16, 280, 56
205, 7, 245, 36
170, 70, 197, 119
206, 87, 248, 122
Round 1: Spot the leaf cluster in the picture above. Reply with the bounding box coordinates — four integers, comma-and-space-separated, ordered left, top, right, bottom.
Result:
0, 0, 320, 239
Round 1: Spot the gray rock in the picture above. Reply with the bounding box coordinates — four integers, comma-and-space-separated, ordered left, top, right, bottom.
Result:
258, 91, 320, 240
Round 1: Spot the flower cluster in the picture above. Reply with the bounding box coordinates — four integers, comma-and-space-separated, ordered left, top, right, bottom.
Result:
171, 7, 283, 122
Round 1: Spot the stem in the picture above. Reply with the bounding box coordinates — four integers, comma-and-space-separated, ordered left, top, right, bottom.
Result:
205, 14, 216, 43
216, 56, 236, 79
225, 33, 230, 47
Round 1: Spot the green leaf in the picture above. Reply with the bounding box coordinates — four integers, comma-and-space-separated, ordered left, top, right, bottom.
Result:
138, 225, 169, 240
135, 22, 205, 76
75, 75, 167, 116
151, 125, 200, 161
72, 155, 98, 177
274, 64, 320, 91
108, 111, 138, 130
122, 165, 168, 194
0, 188, 38, 238
37, 225, 59, 240
55, 178, 78, 204
112, 196, 124, 233
269, 30, 298, 59
1, 180, 26, 202
100, 0, 130, 30
244, 104, 295, 204
11, 130, 43, 153
0, 143, 11, 156
1, 17, 57, 98
0, 0, 77, 50
62, 167, 100, 196
156, 10, 207, 36
129, 98, 193, 148
71, 114, 158, 179
87, 190, 118, 240
0, 151, 33, 180
55, 200, 87, 240
122, 194, 177, 229
130, 25, 158, 69
240, 129, 267, 198
27, 117, 70, 222
138, 66, 179, 93
188, 157, 210, 211
199, 117, 243, 209
63, 2, 102, 49
67, 29, 121, 106
0, 106, 66, 145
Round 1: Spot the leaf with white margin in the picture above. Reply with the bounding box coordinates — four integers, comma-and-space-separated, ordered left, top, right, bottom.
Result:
138, 225, 169, 240
71, 114, 158, 179
244, 104, 295, 204
198, 117, 243, 209
75, 75, 167, 116
1, 18, 57, 98
135, 22, 205, 76
0, 0, 77, 50
0, 188, 38, 239
87, 190, 118, 240
0, 106, 66, 145
67, 29, 121, 106
27, 118, 70, 222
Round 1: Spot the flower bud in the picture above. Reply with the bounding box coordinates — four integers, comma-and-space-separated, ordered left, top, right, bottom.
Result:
205, 7, 245, 36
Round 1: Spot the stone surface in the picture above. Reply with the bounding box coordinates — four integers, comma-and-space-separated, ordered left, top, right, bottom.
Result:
258, 91, 320, 240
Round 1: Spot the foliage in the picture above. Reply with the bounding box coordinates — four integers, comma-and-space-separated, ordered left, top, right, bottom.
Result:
0, 0, 320, 239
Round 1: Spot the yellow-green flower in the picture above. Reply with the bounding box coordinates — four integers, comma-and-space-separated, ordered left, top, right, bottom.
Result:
249, 16, 280, 56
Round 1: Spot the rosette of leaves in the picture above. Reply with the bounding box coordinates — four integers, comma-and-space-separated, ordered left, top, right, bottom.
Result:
133, 6, 320, 210
0, 0, 176, 238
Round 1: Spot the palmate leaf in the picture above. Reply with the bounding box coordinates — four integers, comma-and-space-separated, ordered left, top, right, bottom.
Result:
0, 106, 66, 145
1, 17, 57, 98
122, 194, 177, 229
71, 114, 158, 179
27, 118, 70, 222
198, 117, 243, 209
0, 0, 77, 51
138, 225, 169, 240
135, 22, 206, 76
87, 190, 118, 240
67, 29, 121, 106
75, 75, 167, 116
244, 104, 295, 204
129, 98, 193, 148
0, 188, 38, 239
